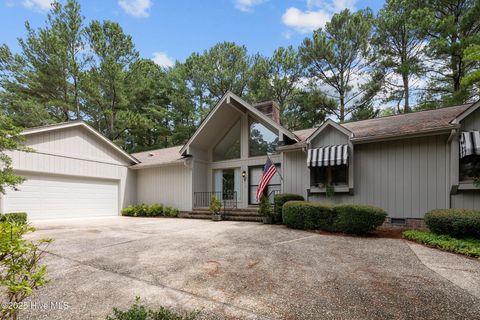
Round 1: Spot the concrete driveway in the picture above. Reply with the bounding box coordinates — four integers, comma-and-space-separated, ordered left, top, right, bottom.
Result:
21, 217, 480, 320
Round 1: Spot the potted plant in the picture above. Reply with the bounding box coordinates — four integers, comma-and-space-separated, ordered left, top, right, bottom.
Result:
258, 195, 273, 224
209, 195, 222, 221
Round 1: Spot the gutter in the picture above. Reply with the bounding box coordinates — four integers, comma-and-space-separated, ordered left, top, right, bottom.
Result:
350, 125, 460, 144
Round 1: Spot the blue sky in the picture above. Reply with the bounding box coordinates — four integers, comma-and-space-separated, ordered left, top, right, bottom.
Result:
0, 0, 385, 67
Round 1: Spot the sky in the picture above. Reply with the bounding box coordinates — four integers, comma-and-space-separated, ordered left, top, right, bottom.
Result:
0, 0, 385, 67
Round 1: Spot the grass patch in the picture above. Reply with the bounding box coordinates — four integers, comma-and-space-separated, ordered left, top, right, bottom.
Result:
403, 230, 480, 258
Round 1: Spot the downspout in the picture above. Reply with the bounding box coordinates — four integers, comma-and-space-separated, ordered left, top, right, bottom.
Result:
446, 129, 457, 209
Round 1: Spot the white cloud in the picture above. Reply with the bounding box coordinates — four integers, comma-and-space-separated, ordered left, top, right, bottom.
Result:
234, 0, 266, 12
282, 7, 331, 33
282, 0, 357, 33
118, 0, 152, 18
152, 52, 174, 68
22, 0, 53, 11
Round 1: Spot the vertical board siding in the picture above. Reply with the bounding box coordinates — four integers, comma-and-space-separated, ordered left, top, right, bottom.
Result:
283, 135, 449, 218
461, 107, 480, 130
311, 126, 349, 147
451, 192, 480, 210
136, 164, 192, 211
26, 127, 129, 165
282, 150, 309, 199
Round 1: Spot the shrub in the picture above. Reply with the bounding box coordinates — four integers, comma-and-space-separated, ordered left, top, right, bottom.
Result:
209, 195, 222, 215
149, 204, 164, 217
282, 201, 334, 230
164, 207, 179, 217
403, 230, 480, 258
121, 206, 136, 217
0, 212, 28, 224
282, 202, 387, 235
258, 195, 273, 217
424, 209, 480, 238
106, 297, 199, 320
0, 220, 52, 319
334, 204, 387, 235
274, 193, 304, 222
121, 204, 179, 218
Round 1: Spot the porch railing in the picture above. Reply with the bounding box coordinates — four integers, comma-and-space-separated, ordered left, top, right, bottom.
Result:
193, 191, 238, 213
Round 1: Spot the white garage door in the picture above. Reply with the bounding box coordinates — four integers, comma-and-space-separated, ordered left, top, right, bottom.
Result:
3, 174, 119, 220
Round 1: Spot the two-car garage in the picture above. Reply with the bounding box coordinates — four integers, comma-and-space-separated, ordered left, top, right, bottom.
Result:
3, 174, 119, 220
0, 122, 138, 220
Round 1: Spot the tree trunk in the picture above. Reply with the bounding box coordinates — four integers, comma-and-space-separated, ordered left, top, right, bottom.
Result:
402, 73, 410, 113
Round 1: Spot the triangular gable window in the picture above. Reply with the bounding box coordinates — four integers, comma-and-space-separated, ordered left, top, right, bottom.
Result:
213, 120, 241, 161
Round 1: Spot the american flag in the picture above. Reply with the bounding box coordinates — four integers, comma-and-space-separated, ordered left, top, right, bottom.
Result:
256, 156, 277, 201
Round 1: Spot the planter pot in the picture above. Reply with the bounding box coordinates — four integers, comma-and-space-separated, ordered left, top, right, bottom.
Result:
212, 214, 222, 221
262, 216, 273, 224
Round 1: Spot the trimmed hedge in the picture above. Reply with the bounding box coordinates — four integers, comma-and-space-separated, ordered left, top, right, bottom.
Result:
121, 204, 179, 218
274, 193, 304, 222
283, 201, 334, 230
334, 204, 387, 235
425, 209, 480, 238
0, 212, 28, 224
282, 201, 387, 235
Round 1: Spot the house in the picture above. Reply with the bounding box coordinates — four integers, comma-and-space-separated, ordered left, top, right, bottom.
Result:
1, 91, 479, 226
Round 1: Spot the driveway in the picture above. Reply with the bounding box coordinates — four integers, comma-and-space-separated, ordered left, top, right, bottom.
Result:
21, 217, 480, 320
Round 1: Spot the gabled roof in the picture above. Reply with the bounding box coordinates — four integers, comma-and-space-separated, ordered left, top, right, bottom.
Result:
22, 121, 139, 164
130, 146, 185, 169
305, 119, 352, 144
179, 91, 299, 155
279, 103, 472, 151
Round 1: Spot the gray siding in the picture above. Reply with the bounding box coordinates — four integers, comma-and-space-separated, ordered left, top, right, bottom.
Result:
461, 107, 480, 130
284, 135, 450, 218
136, 164, 192, 211
311, 125, 349, 147
451, 192, 480, 209
282, 150, 309, 199
4, 126, 137, 212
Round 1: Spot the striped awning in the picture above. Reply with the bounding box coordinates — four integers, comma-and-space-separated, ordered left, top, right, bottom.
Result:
460, 131, 480, 158
307, 145, 348, 167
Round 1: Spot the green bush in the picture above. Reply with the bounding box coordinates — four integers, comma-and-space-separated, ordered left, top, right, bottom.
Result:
209, 195, 222, 215
424, 209, 480, 238
121, 206, 136, 217
164, 207, 179, 217
106, 297, 199, 320
283, 201, 334, 230
334, 204, 387, 235
0, 220, 52, 319
121, 204, 179, 218
274, 193, 304, 222
403, 230, 480, 258
149, 204, 164, 217
282, 202, 387, 235
258, 195, 273, 217
0, 212, 28, 224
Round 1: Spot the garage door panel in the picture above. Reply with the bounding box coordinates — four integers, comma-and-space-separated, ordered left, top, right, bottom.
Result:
4, 175, 119, 220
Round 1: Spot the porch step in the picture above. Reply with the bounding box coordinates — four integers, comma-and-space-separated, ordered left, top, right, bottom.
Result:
179, 208, 262, 222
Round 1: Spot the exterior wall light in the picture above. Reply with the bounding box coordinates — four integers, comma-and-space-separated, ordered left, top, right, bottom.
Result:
242, 170, 246, 181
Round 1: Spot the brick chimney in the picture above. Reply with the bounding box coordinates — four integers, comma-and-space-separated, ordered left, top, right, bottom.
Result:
253, 101, 280, 124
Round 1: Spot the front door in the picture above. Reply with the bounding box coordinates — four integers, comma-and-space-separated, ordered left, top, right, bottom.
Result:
214, 168, 241, 204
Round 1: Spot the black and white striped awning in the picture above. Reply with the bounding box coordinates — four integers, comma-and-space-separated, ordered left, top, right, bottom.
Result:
460, 131, 480, 158
307, 145, 348, 167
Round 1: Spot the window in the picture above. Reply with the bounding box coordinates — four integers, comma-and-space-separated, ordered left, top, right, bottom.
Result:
460, 155, 480, 182
248, 165, 281, 204
213, 120, 241, 161
214, 168, 241, 200
249, 120, 278, 157
310, 165, 348, 187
